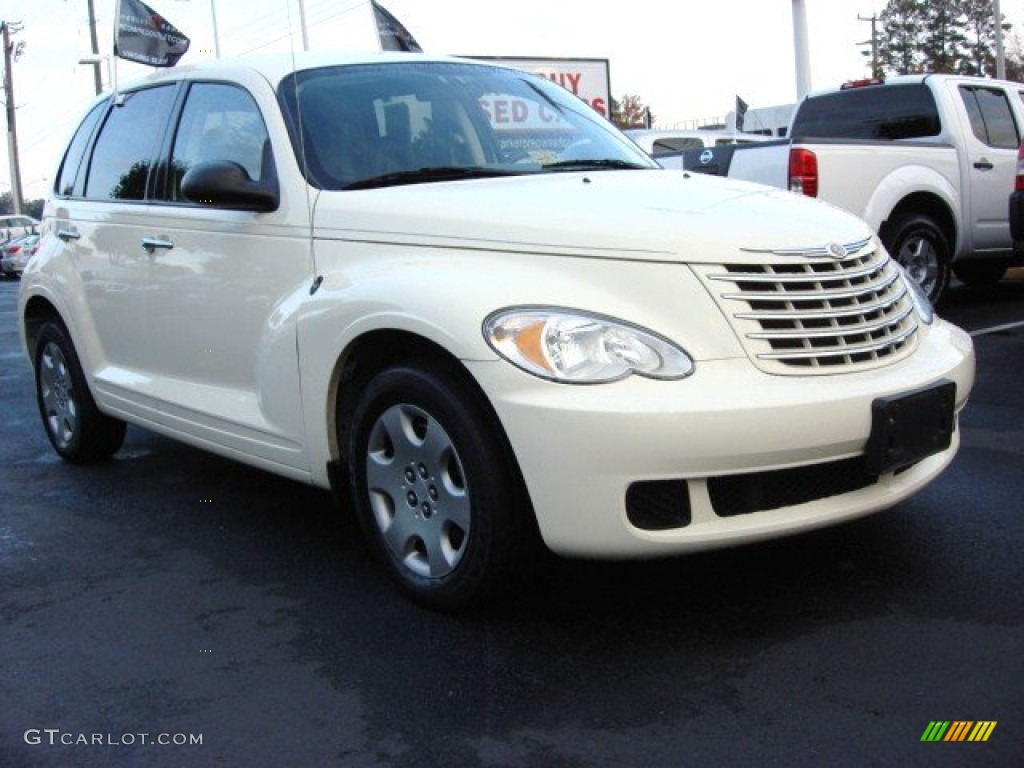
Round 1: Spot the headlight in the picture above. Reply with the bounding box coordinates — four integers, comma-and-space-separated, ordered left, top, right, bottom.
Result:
483, 308, 694, 383
895, 262, 935, 325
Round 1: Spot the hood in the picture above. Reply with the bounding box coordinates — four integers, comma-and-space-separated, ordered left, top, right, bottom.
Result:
311, 169, 872, 265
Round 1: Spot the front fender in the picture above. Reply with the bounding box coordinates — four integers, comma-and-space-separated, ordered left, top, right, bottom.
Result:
297, 239, 742, 487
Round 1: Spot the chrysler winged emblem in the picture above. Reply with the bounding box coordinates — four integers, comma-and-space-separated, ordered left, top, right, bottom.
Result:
739, 236, 873, 260
826, 242, 847, 260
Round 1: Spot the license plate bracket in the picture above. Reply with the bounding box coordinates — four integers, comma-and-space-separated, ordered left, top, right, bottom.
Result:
865, 380, 956, 475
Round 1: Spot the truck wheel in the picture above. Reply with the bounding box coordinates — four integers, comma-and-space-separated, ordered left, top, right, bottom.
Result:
884, 214, 951, 305
953, 261, 1007, 288
346, 361, 530, 611
33, 321, 126, 463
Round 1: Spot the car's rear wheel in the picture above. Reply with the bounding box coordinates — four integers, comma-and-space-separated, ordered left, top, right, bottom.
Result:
33, 321, 126, 463
346, 360, 531, 611
884, 213, 951, 305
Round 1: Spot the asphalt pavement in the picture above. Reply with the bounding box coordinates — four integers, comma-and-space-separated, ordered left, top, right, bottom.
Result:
0, 273, 1021, 767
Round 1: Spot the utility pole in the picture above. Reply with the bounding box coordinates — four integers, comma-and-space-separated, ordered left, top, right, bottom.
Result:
2, 20, 24, 215
211, 0, 222, 58
298, 0, 309, 51
994, 0, 1006, 80
791, 0, 811, 99
857, 13, 881, 79
86, 0, 103, 94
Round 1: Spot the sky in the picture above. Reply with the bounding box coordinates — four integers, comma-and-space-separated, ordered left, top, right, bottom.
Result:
2, 0, 1022, 201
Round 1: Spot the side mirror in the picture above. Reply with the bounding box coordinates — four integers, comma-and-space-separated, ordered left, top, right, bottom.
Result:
181, 161, 279, 213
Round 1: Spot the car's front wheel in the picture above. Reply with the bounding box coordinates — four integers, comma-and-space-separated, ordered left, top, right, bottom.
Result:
346, 360, 532, 611
33, 320, 126, 463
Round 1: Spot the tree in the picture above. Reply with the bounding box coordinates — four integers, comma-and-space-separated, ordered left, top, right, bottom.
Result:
961, 0, 998, 75
23, 197, 43, 219
611, 94, 653, 130
877, 0, 1020, 78
919, 0, 968, 74
878, 0, 926, 75
1, 192, 44, 219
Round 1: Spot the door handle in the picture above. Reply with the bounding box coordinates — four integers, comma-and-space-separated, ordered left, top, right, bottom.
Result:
973, 159, 994, 171
141, 237, 174, 254
57, 229, 81, 242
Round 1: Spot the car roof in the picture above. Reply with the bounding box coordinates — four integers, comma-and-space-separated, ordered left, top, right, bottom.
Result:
805, 73, 1021, 100
0, 214, 39, 226
118, 51, 501, 92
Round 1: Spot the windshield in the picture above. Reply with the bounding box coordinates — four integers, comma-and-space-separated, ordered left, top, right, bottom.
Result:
279, 60, 656, 190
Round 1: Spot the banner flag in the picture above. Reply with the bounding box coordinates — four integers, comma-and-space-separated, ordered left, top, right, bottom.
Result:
372, 1, 423, 52
116, 0, 190, 67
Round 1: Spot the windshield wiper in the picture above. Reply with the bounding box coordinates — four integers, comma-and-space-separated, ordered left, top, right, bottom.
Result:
541, 158, 650, 172
344, 166, 524, 191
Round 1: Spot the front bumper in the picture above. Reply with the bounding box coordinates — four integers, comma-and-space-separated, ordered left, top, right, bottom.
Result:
466, 318, 974, 558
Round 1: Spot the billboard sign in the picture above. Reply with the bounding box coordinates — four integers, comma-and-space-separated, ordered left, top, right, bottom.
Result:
466, 57, 612, 121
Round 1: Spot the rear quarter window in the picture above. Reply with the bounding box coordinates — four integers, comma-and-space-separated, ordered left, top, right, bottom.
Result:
791, 83, 941, 140
55, 101, 107, 198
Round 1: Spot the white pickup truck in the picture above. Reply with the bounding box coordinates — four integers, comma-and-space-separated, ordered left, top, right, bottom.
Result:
683, 75, 1024, 302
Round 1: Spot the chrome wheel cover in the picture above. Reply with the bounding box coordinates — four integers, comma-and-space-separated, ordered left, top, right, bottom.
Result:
39, 341, 79, 450
896, 234, 940, 298
365, 403, 470, 579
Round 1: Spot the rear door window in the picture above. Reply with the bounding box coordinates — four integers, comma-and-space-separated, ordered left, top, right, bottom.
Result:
958, 85, 1020, 149
83, 85, 178, 200
791, 83, 941, 140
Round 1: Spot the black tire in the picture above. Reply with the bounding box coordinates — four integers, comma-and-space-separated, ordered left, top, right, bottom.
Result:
883, 213, 951, 305
33, 320, 126, 463
346, 360, 531, 611
953, 260, 1007, 288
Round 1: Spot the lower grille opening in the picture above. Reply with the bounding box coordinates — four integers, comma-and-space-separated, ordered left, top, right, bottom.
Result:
708, 457, 878, 518
626, 480, 692, 530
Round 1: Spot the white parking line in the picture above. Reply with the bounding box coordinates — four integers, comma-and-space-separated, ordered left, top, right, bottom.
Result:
969, 320, 1024, 337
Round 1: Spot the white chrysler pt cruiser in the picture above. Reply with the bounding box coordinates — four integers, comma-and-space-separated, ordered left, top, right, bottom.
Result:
19, 53, 975, 610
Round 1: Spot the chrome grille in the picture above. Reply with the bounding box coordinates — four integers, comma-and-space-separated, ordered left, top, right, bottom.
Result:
697, 240, 919, 374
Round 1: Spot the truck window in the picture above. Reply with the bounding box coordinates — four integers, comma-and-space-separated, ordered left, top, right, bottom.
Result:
652, 137, 703, 154
958, 86, 1020, 150
790, 83, 941, 141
